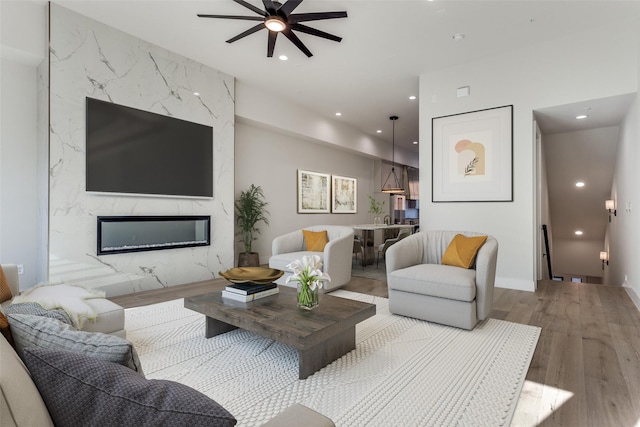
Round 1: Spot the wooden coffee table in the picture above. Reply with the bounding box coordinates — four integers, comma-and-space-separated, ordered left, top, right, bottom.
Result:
184, 286, 376, 379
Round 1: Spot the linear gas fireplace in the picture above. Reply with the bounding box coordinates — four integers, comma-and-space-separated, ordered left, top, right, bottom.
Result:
97, 216, 210, 255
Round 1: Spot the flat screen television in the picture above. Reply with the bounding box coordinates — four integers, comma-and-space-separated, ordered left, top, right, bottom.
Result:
86, 97, 213, 198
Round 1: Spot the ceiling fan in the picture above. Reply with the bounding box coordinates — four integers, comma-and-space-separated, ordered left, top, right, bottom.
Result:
198, 0, 347, 58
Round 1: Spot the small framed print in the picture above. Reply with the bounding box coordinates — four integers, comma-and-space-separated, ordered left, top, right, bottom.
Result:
331, 175, 357, 213
297, 169, 330, 213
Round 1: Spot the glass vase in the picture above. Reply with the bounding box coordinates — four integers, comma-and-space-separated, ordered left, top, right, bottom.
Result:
297, 282, 319, 310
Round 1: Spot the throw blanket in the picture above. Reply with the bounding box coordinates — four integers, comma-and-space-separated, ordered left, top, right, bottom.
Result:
12, 284, 106, 328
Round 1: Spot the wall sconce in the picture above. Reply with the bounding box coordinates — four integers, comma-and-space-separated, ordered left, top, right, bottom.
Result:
600, 251, 609, 270
605, 199, 616, 222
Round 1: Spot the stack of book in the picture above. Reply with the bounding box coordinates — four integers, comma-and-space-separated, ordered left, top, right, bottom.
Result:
221, 282, 279, 302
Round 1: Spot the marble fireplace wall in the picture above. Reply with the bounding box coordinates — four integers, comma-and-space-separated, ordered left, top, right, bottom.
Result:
49, 5, 235, 296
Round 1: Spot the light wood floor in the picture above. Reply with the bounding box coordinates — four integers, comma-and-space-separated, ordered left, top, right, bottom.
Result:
110, 277, 640, 427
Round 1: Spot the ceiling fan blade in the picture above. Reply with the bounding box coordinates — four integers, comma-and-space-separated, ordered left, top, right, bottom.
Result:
278, 0, 303, 16
226, 23, 265, 43
289, 11, 347, 23
291, 23, 342, 42
282, 28, 312, 57
197, 14, 264, 22
267, 31, 278, 57
262, 0, 277, 14
232, 0, 268, 16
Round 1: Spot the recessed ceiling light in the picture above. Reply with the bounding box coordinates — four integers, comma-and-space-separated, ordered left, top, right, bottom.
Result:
576, 115, 588, 120
335, 112, 342, 116
575, 230, 583, 236
409, 95, 417, 100
278, 55, 288, 61
452, 33, 466, 41
376, 130, 382, 133
413, 141, 418, 145
575, 181, 585, 187
193, 92, 200, 96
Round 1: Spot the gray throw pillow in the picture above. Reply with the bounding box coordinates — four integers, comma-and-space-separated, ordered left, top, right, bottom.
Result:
7, 313, 143, 374
5, 302, 73, 325
23, 348, 237, 427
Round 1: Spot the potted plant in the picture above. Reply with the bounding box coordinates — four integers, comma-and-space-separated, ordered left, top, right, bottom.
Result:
235, 184, 269, 267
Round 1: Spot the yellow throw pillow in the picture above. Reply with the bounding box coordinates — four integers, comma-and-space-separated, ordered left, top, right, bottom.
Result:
441, 234, 488, 269
302, 229, 329, 252
0, 266, 12, 303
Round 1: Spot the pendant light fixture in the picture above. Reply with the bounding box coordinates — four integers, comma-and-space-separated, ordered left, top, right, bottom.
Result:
381, 116, 405, 194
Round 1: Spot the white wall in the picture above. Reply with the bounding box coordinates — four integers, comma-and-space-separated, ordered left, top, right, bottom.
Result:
607, 16, 640, 307
235, 82, 419, 170
553, 238, 604, 279
419, 22, 638, 291
0, 59, 39, 287
536, 122, 553, 280
235, 121, 383, 265
47, 5, 235, 296
609, 94, 640, 294
0, 1, 46, 66
0, 1, 47, 288
36, 54, 49, 288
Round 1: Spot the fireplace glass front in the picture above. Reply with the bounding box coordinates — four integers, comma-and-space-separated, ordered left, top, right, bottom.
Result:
97, 216, 210, 255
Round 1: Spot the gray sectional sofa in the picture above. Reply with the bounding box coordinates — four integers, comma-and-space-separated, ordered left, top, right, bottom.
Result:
0, 265, 335, 426
1, 264, 126, 337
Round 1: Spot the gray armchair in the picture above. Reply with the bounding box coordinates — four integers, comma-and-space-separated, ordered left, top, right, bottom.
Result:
269, 225, 354, 292
385, 230, 498, 330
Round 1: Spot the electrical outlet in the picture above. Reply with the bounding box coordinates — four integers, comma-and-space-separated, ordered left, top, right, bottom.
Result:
17, 265, 24, 275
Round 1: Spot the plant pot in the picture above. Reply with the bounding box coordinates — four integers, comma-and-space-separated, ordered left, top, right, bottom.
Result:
237, 252, 260, 267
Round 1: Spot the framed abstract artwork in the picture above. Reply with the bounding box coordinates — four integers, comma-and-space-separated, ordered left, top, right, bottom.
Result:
432, 105, 513, 202
297, 169, 331, 213
331, 175, 357, 213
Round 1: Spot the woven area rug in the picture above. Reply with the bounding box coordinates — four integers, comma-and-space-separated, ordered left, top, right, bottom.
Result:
126, 290, 540, 426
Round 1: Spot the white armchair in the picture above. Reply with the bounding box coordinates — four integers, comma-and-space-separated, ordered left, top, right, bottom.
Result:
269, 226, 354, 292
385, 230, 498, 330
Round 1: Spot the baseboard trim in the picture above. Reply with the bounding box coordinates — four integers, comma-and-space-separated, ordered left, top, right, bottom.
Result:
623, 285, 640, 311
495, 277, 536, 292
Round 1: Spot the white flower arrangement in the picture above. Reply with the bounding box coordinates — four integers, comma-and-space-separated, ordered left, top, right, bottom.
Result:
286, 255, 331, 309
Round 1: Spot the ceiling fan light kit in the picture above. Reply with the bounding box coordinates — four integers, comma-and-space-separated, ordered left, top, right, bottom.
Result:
264, 16, 286, 32
198, 0, 348, 58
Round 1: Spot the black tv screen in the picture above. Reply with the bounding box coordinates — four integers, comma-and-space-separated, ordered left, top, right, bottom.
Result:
86, 97, 213, 198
